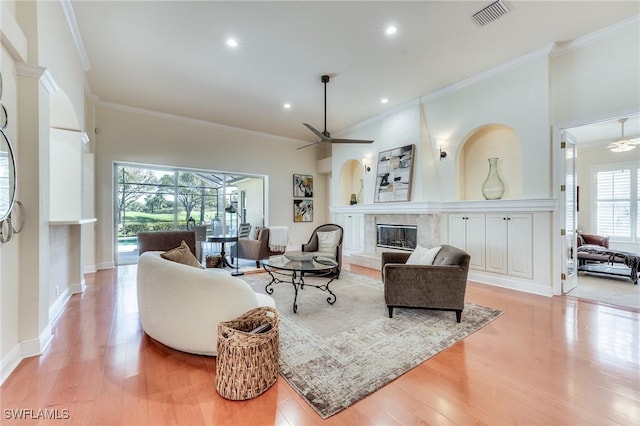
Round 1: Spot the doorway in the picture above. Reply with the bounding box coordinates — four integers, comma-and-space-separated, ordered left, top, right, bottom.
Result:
557, 112, 640, 308
114, 163, 266, 265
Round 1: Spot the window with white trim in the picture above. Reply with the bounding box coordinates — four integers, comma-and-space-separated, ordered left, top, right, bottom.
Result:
593, 163, 638, 243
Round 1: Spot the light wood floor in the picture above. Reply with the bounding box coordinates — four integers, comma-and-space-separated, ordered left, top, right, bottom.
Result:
2, 261, 639, 425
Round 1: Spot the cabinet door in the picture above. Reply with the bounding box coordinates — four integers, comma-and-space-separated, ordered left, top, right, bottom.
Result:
349, 214, 364, 252
485, 214, 508, 274
507, 214, 533, 278
448, 214, 467, 251
465, 214, 486, 270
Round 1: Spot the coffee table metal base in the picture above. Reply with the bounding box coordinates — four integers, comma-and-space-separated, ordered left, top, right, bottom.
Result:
263, 267, 336, 313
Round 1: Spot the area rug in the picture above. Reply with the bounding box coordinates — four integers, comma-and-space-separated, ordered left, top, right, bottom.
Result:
569, 273, 640, 310
240, 271, 503, 419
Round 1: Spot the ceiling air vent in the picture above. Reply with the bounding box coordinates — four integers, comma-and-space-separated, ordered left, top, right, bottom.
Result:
472, 0, 510, 26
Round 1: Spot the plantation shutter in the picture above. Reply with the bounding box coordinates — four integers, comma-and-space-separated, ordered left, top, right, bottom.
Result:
596, 169, 631, 240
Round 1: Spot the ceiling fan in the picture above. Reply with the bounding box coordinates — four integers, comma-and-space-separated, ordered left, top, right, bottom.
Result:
608, 118, 639, 152
298, 75, 374, 150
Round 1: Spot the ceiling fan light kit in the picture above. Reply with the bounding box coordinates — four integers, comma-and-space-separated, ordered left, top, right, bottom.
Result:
298, 75, 374, 150
608, 118, 639, 153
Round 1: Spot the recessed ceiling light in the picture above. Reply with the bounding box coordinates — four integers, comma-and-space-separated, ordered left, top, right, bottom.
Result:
385, 26, 397, 36
283, 103, 291, 109
381, 98, 389, 104
226, 38, 238, 48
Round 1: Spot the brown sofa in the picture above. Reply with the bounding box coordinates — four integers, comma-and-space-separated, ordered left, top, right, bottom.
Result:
381, 244, 470, 322
138, 230, 197, 256
229, 227, 284, 267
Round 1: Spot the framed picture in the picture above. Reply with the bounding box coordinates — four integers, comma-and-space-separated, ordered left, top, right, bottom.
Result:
293, 174, 313, 198
293, 199, 313, 222
374, 144, 415, 203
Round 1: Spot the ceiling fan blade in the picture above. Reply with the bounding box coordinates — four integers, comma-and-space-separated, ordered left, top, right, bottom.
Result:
303, 123, 330, 141
330, 138, 374, 144
296, 140, 321, 150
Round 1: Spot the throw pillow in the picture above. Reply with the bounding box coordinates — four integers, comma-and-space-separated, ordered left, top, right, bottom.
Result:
406, 244, 441, 265
317, 230, 341, 254
161, 240, 204, 269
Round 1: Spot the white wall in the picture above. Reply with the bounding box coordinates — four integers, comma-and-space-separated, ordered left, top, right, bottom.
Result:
94, 105, 325, 268
332, 102, 427, 205
551, 21, 640, 126
0, 24, 22, 382
332, 56, 551, 205
1, 0, 93, 383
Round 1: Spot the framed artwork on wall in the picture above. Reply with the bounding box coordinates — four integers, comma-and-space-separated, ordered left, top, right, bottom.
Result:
374, 144, 415, 203
293, 174, 313, 198
293, 199, 313, 222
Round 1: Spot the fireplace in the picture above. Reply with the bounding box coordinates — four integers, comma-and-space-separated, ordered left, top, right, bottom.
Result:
376, 224, 417, 251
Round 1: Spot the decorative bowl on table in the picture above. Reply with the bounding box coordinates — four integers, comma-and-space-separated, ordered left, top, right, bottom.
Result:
284, 252, 315, 262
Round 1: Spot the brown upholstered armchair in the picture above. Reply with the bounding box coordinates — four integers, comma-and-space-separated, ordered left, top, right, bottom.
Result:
137, 231, 197, 257
577, 233, 609, 248
301, 224, 343, 278
229, 227, 285, 267
381, 244, 470, 322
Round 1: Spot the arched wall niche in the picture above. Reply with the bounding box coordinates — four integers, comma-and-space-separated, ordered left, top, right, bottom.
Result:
458, 124, 523, 200
338, 159, 364, 206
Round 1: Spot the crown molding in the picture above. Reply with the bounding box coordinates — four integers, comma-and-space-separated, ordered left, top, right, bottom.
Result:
59, 0, 91, 71
40, 70, 61, 95
14, 62, 45, 79
96, 100, 308, 145
551, 14, 640, 58
15, 63, 61, 95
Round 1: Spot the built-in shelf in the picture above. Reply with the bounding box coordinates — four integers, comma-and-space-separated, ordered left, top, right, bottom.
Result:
50, 218, 97, 226
331, 198, 556, 214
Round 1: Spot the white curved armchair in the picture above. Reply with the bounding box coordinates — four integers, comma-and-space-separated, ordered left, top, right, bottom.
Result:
137, 251, 276, 355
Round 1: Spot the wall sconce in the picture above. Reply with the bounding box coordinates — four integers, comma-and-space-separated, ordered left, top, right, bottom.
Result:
363, 158, 371, 174
437, 139, 448, 160
439, 146, 447, 160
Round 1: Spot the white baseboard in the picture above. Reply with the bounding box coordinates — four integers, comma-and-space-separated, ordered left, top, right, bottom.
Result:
1, 344, 22, 385
84, 264, 98, 274
1, 326, 54, 385
96, 261, 115, 270
69, 278, 86, 294
468, 271, 553, 297
20, 325, 53, 359
49, 287, 72, 325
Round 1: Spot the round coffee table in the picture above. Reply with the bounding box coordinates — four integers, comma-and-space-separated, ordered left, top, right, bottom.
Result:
262, 253, 339, 313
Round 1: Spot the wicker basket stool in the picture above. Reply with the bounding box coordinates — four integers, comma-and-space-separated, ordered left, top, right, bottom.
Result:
215, 306, 280, 400
205, 254, 222, 268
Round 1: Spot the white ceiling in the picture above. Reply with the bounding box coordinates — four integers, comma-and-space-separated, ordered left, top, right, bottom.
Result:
69, 1, 640, 143
567, 114, 640, 148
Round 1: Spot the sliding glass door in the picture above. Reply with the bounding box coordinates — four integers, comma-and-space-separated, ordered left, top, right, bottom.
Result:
114, 163, 265, 265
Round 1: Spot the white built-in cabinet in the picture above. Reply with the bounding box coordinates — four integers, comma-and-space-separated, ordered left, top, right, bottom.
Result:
485, 213, 533, 278
448, 214, 485, 271
334, 213, 364, 254
448, 212, 533, 279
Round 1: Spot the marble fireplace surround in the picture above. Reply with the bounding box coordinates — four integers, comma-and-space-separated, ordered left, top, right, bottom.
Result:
352, 213, 440, 269
333, 202, 443, 270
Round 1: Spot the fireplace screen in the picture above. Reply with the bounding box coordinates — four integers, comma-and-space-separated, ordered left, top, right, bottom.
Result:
376, 224, 417, 251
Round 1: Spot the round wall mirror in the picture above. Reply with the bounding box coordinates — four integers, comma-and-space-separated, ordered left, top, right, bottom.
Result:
0, 129, 16, 221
